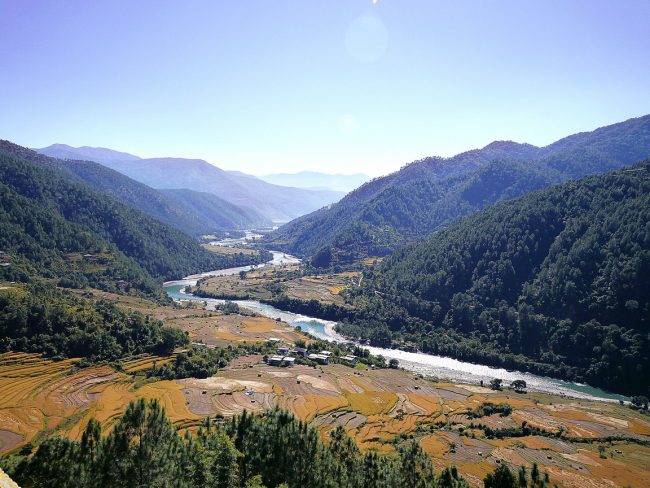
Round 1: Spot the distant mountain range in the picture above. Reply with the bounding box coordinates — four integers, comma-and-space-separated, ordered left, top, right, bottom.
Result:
267, 114, 650, 262
259, 171, 370, 192
36, 144, 344, 223
0, 140, 268, 296
34, 144, 141, 165
12, 145, 269, 235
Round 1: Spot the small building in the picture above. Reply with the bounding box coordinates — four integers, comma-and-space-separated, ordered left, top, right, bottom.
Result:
268, 355, 284, 366
308, 353, 329, 365
319, 350, 332, 357
281, 357, 295, 367
277, 346, 289, 355
268, 337, 281, 343
291, 347, 307, 358
341, 355, 357, 364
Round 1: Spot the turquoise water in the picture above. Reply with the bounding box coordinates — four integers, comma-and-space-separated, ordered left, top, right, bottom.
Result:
165, 284, 192, 301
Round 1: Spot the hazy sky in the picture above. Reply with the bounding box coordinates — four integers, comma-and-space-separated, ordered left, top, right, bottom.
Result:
1, 1, 649, 176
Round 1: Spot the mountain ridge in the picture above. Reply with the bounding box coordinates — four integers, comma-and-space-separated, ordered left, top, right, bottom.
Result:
267, 114, 650, 261
36, 145, 345, 222
18, 145, 270, 235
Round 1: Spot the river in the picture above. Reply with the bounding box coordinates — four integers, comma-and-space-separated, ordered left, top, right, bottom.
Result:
164, 250, 629, 404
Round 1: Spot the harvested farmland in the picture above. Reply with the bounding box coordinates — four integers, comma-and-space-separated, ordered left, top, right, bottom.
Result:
2, 353, 650, 487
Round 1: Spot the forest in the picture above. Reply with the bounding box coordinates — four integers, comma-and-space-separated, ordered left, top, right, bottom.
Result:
0, 284, 188, 361
267, 114, 650, 263
0, 141, 270, 286
337, 162, 650, 395
0, 142, 271, 305
1, 398, 549, 488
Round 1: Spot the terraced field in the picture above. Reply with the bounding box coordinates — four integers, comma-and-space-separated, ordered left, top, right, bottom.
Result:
2, 353, 649, 487
201, 244, 260, 256
284, 273, 358, 305
192, 264, 301, 300
171, 362, 650, 487
0, 352, 189, 450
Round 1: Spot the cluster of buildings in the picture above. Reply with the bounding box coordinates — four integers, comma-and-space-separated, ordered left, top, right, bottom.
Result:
265, 340, 357, 368
267, 355, 295, 367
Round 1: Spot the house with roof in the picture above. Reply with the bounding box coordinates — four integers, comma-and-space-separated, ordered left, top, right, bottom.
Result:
308, 353, 329, 365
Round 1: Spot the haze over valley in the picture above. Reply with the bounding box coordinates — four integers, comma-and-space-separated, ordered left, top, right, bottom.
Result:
36, 144, 345, 224
2, 2, 650, 487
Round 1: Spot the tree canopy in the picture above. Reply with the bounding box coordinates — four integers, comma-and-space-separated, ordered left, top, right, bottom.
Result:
340, 161, 650, 395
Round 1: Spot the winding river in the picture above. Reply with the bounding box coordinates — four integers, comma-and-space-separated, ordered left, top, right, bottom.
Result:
164, 250, 628, 403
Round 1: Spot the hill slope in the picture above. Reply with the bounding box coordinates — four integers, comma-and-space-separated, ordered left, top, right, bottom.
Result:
268, 114, 650, 262
0, 141, 267, 289
36, 146, 344, 222
159, 188, 268, 232
343, 162, 650, 395
0, 173, 160, 295
23, 147, 269, 234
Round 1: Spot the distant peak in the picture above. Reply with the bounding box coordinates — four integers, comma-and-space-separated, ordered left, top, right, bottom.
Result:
42, 143, 73, 149
482, 140, 534, 151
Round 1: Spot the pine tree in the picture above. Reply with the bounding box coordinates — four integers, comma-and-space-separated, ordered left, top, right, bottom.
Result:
328, 426, 362, 488
211, 432, 240, 488
484, 463, 517, 488
396, 441, 436, 488
96, 399, 185, 487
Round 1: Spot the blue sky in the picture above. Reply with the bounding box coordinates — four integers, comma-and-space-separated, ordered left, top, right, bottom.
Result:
1, 0, 649, 176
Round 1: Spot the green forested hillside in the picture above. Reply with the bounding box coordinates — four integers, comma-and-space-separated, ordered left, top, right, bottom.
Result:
0, 144, 266, 286
54, 160, 269, 235
0, 179, 162, 295
161, 188, 268, 232
0, 142, 269, 363
0, 285, 187, 360
4, 142, 269, 235
269, 114, 650, 263
342, 162, 650, 395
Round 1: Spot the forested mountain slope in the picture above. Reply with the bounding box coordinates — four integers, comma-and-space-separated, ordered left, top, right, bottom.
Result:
48, 159, 269, 234
343, 161, 650, 395
37, 145, 345, 222
160, 188, 268, 231
0, 142, 265, 286
12, 144, 270, 234
269, 114, 650, 262
0, 175, 160, 295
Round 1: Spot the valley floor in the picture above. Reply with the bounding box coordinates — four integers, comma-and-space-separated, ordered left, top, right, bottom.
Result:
1, 280, 649, 487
